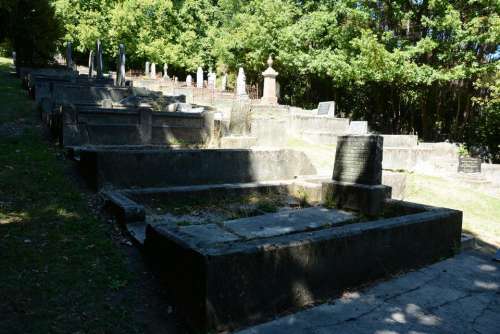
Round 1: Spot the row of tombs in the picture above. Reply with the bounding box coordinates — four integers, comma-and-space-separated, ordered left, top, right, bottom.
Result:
19, 65, 463, 333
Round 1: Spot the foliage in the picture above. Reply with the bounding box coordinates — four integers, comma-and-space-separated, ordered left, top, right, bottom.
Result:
0, 0, 63, 66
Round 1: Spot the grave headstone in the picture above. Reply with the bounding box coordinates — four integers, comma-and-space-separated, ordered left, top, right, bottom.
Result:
88, 50, 95, 78
163, 64, 169, 80
116, 44, 126, 87
12, 51, 16, 66
333, 136, 383, 185
66, 42, 73, 70
236, 67, 249, 99
96, 40, 104, 78
221, 73, 227, 91
323, 135, 390, 216
186, 74, 193, 87
150, 63, 156, 79
145, 61, 150, 76
458, 157, 481, 173
348, 121, 368, 135
196, 67, 203, 88
317, 101, 335, 116
260, 55, 278, 105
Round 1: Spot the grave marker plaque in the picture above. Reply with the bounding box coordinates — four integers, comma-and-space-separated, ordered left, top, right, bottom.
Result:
317, 101, 335, 116
458, 157, 481, 173
332, 135, 383, 185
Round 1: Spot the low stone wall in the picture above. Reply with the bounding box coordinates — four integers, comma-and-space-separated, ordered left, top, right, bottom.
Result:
77, 148, 317, 190
62, 105, 214, 147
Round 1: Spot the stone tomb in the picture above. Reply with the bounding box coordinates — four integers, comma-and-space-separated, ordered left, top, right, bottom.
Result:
323, 135, 390, 216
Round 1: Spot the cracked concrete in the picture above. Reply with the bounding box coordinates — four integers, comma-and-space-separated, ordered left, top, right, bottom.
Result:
235, 250, 500, 334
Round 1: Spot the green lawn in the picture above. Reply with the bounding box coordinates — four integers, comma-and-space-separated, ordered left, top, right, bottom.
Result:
0, 58, 144, 333
405, 173, 500, 246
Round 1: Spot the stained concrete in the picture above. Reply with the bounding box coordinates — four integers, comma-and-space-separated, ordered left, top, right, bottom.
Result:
223, 207, 356, 239
236, 250, 500, 334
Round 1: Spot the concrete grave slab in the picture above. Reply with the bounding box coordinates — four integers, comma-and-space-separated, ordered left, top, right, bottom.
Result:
223, 207, 356, 239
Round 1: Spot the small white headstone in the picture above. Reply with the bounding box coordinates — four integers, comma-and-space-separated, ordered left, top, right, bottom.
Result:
150, 63, 156, 79
221, 73, 227, 91
196, 67, 203, 88
317, 101, 335, 116
163, 64, 169, 80
236, 67, 248, 98
145, 62, 150, 76
186, 74, 192, 87
348, 121, 369, 135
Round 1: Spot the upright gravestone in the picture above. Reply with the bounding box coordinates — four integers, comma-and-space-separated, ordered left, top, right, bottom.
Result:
66, 42, 73, 70
88, 50, 95, 78
186, 74, 193, 87
145, 62, 150, 77
458, 157, 481, 173
150, 63, 156, 79
163, 64, 169, 80
221, 73, 227, 91
260, 55, 278, 105
317, 101, 335, 116
196, 67, 203, 88
116, 44, 126, 87
236, 67, 249, 100
208, 68, 216, 90
348, 121, 368, 135
323, 135, 390, 216
12, 51, 16, 66
96, 40, 104, 78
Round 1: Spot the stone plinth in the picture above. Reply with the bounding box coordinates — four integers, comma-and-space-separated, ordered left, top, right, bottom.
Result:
261, 55, 278, 105
326, 135, 390, 215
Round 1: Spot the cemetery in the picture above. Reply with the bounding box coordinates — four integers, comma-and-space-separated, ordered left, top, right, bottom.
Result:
0, 1, 499, 333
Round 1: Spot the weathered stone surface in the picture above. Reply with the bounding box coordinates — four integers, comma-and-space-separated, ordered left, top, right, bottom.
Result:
332, 135, 383, 185
348, 121, 368, 134
223, 207, 356, 239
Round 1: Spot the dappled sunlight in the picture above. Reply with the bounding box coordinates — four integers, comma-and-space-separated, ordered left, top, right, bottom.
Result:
473, 280, 499, 290
0, 211, 28, 225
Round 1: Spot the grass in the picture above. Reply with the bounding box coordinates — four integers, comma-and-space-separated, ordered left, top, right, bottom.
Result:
0, 57, 143, 333
405, 173, 500, 245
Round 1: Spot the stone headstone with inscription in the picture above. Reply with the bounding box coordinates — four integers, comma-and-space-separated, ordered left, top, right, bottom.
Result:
333, 136, 383, 185
317, 101, 335, 116
323, 135, 390, 216
458, 157, 481, 173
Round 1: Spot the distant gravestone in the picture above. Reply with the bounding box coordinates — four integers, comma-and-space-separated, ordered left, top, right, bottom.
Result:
236, 67, 248, 99
196, 67, 203, 88
96, 40, 104, 78
186, 74, 193, 87
145, 62, 150, 76
458, 157, 481, 173
150, 63, 156, 79
163, 64, 169, 80
66, 42, 73, 70
333, 136, 383, 185
348, 121, 368, 135
88, 50, 95, 77
116, 44, 126, 87
221, 73, 227, 91
317, 101, 335, 116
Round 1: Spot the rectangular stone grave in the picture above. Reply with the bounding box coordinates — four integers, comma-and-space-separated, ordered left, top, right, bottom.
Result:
317, 101, 335, 116
458, 157, 481, 173
324, 135, 390, 215
144, 200, 462, 333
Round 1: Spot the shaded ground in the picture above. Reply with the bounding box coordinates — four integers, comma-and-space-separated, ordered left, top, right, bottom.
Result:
236, 250, 500, 334
0, 58, 181, 333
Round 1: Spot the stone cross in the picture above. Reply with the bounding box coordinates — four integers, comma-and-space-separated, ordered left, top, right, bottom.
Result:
150, 63, 156, 79
88, 50, 95, 78
236, 67, 248, 99
221, 73, 227, 91
145, 61, 150, 76
260, 55, 278, 105
196, 67, 203, 88
116, 44, 126, 87
66, 42, 73, 70
186, 74, 192, 87
96, 40, 104, 78
163, 64, 169, 80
